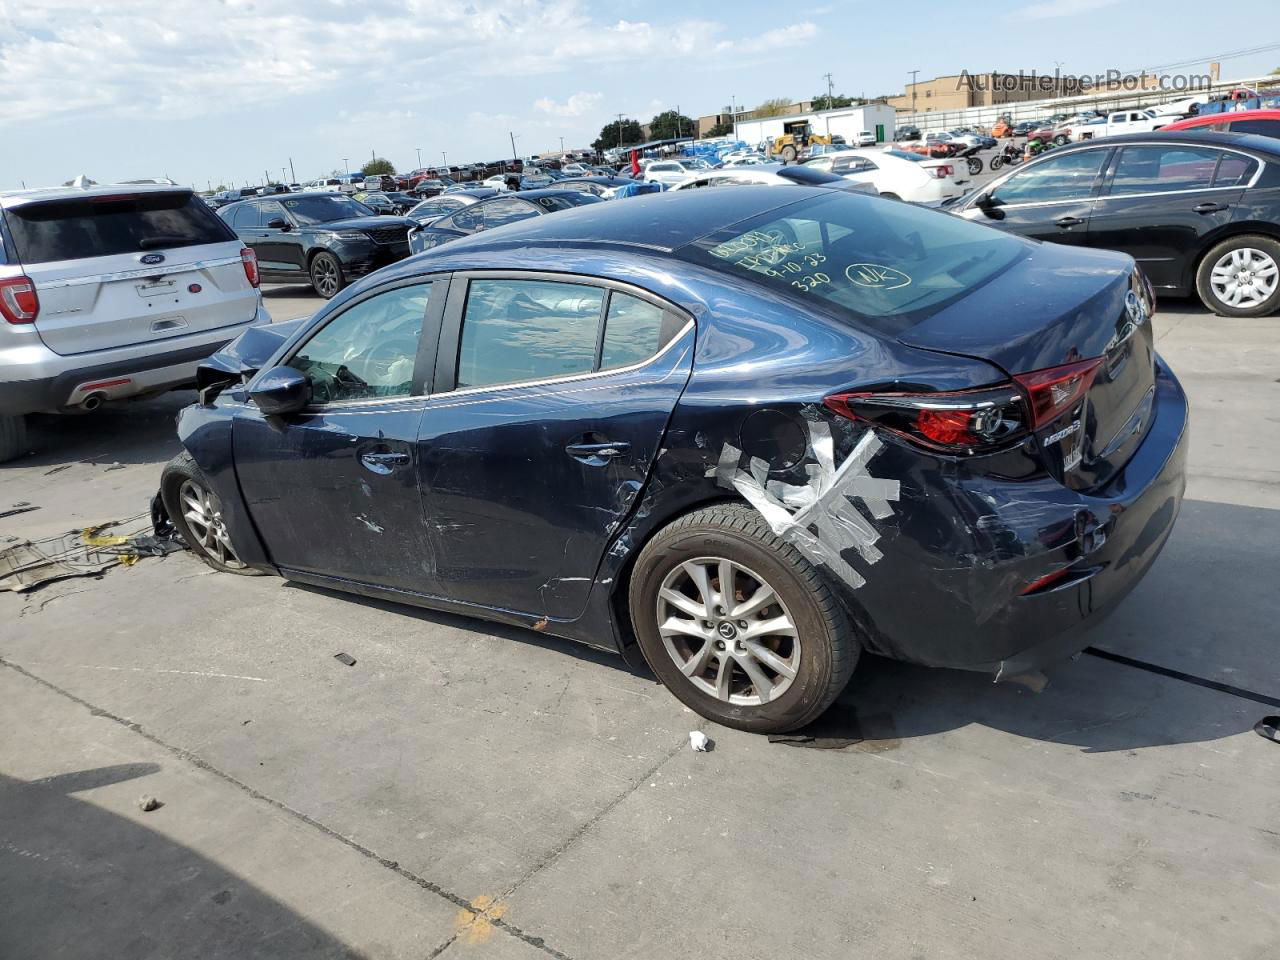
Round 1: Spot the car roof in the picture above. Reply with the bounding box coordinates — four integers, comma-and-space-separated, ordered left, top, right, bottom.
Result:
0, 182, 193, 209
1161, 109, 1280, 130
418, 186, 828, 254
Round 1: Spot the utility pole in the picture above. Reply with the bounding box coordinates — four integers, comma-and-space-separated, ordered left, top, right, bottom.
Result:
343, 158, 349, 174
559, 136, 564, 155
416, 147, 422, 168
263, 168, 270, 186
909, 69, 920, 117
616, 113, 625, 151
509, 131, 518, 162
442, 151, 447, 167
676, 104, 682, 139
288, 157, 295, 183
281, 167, 287, 184
823, 72, 834, 136
730, 95, 737, 140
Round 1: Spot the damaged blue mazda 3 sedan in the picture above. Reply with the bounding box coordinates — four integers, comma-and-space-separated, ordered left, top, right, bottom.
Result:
159, 187, 1188, 733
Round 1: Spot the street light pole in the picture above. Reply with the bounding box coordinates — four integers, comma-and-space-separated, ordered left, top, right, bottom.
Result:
559, 136, 564, 155
343, 158, 349, 174
823, 72, 834, 136
909, 69, 920, 117
289, 157, 295, 183
416, 147, 422, 168
442, 151, 447, 167
730, 95, 737, 140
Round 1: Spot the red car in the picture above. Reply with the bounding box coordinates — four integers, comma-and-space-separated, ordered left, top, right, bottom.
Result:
1160, 109, 1280, 140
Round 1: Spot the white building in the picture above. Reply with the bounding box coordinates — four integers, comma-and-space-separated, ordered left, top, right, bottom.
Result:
733, 104, 899, 148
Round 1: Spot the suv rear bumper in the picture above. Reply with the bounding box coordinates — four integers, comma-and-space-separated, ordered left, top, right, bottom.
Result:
0, 299, 270, 416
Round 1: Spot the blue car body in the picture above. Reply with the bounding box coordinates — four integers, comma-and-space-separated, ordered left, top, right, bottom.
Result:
172, 187, 1187, 681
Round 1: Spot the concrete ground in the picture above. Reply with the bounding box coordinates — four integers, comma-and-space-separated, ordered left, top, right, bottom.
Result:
2, 285, 1278, 960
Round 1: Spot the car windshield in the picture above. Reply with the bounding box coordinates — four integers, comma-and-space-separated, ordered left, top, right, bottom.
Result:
678, 192, 1026, 333
280, 195, 374, 223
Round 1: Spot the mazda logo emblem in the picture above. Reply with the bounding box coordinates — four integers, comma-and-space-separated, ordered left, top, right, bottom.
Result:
717, 622, 737, 641
1124, 290, 1147, 327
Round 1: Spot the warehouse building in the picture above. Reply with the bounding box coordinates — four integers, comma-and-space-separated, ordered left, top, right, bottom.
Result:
730, 103, 899, 149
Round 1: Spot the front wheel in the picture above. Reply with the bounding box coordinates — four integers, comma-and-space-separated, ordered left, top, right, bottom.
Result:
990, 155, 1004, 171
310, 252, 346, 299
780, 145, 797, 163
1196, 235, 1280, 317
1053, 134, 1069, 145
629, 503, 858, 733
966, 156, 983, 175
160, 452, 263, 575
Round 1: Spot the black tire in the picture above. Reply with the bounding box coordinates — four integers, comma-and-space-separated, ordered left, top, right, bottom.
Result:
0, 414, 27, 464
628, 503, 858, 733
1053, 134, 1069, 146
160, 452, 264, 576
967, 156, 983, 175
309, 251, 346, 299
879, 192, 901, 201
1195, 234, 1280, 318
990, 155, 1003, 171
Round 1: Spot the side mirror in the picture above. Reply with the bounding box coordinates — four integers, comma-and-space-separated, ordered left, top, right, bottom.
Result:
974, 191, 1003, 219
266, 217, 289, 230
248, 366, 311, 416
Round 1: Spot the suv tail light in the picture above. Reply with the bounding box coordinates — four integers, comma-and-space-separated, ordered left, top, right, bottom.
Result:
826, 358, 1103, 455
240, 247, 260, 288
0, 276, 39, 325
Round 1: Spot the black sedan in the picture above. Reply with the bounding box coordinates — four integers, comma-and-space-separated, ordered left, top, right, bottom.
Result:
408, 189, 603, 254
220, 194, 416, 298
163, 187, 1186, 733
952, 130, 1280, 316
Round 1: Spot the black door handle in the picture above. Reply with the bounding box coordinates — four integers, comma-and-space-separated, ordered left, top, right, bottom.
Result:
1054, 216, 1085, 228
1193, 202, 1228, 214
360, 451, 410, 475
565, 441, 630, 465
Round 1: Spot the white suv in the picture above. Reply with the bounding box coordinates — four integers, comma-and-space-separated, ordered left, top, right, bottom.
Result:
0, 184, 270, 462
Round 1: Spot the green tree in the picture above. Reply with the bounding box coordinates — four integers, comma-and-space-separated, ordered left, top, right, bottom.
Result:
361, 157, 396, 176
1272, 66, 1280, 75
813, 93, 854, 110
649, 110, 695, 140
754, 98, 793, 117
592, 119, 644, 152
703, 121, 734, 138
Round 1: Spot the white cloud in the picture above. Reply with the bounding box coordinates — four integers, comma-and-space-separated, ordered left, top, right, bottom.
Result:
534, 92, 604, 117
1015, 0, 1120, 20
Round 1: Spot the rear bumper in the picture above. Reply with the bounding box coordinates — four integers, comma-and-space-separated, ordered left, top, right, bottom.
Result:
856, 356, 1189, 674
0, 298, 271, 416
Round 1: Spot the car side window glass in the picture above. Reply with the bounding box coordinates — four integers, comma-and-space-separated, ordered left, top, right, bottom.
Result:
442, 207, 483, 233
990, 149, 1107, 205
1110, 113, 1126, 123
1214, 152, 1259, 187
260, 202, 285, 226
1110, 146, 1217, 195
1232, 119, 1279, 137
290, 283, 432, 404
600, 293, 678, 370
482, 198, 538, 229
227, 204, 254, 229
457, 279, 604, 389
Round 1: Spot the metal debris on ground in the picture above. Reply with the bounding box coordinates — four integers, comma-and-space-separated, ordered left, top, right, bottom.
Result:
689, 731, 713, 752
138, 795, 162, 812
333, 652, 357, 667
0, 513, 183, 593
1255, 716, 1280, 745
0, 502, 40, 520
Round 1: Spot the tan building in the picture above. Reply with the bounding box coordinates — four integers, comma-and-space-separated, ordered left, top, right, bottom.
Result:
888, 72, 1077, 113
697, 100, 816, 137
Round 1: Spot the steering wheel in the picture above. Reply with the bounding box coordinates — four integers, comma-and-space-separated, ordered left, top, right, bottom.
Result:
354, 337, 419, 386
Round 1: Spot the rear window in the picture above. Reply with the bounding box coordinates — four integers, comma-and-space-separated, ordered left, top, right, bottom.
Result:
678, 192, 1025, 333
528, 194, 604, 211
7, 191, 234, 264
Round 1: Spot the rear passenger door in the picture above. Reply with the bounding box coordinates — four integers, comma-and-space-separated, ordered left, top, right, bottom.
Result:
416, 274, 695, 621
1088, 144, 1250, 291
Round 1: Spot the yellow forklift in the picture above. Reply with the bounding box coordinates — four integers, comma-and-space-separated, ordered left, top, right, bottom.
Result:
771, 120, 841, 162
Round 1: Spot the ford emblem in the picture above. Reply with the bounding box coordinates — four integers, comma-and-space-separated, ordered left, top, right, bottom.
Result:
140, 253, 165, 265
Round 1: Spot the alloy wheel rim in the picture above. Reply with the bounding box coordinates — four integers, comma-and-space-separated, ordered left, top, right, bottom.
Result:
179, 478, 247, 569
313, 258, 339, 296
656, 557, 801, 706
1210, 248, 1279, 309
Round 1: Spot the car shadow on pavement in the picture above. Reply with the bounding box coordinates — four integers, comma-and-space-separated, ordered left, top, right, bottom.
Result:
0, 763, 362, 960
7, 392, 194, 470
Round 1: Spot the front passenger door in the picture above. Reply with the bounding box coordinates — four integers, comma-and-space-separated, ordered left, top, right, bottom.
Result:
417, 276, 695, 621
233, 279, 445, 592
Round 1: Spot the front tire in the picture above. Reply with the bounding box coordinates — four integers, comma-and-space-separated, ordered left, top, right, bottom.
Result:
967, 156, 983, 175
1196, 235, 1280, 317
780, 145, 797, 163
160, 452, 262, 575
0, 414, 27, 464
629, 503, 858, 733
310, 251, 346, 299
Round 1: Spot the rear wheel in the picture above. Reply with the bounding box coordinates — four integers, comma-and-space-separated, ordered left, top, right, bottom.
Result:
0, 414, 27, 464
966, 156, 983, 175
160, 452, 262, 575
780, 145, 797, 163
1196, 235, 1280, 317
629, 503, 858, 733
310, 252, 345, 299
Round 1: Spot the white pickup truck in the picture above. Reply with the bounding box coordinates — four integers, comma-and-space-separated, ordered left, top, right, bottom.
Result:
1062, 108, 1168, 142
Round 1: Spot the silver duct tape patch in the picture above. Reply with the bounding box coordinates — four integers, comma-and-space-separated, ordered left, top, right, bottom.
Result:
708, 421, 900, 588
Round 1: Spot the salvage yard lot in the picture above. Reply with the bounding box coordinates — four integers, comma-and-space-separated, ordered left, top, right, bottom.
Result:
2, 297, 1278, 958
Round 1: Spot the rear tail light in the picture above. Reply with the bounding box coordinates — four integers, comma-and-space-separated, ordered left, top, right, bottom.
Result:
1013, 358, 1103, 430
240, 247, 260, 288
826, 357, 1103, 455
0, 276, 39, 325
931, 165, 953, 178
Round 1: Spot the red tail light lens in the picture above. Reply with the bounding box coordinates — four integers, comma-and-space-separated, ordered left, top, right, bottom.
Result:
0, 276, 39, 324
825, 384, 1027, 454
240, 247, 260, 288
932, 164, 953, 178
1013, 358, 1103, 430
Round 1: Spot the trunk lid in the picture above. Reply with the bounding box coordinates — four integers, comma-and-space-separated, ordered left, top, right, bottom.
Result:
896, 244, 1157, 490
6, 190, 258, 356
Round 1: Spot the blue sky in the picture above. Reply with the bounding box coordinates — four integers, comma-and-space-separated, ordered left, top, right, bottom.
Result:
1, 0, 1276, 190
